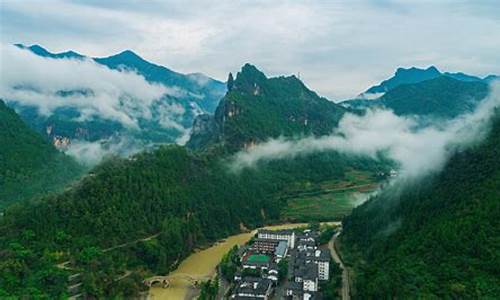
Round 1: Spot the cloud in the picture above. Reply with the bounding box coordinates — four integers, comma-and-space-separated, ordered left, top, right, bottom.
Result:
0, 44, 176, 129
65, 137, 146, 166
2, 1, 499, 99
230, 81, 500, 179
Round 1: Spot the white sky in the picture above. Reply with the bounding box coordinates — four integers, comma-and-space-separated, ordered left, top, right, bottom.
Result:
1, 0, 499, 99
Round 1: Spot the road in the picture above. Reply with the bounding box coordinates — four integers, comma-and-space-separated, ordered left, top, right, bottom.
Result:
328, 231, 350, 300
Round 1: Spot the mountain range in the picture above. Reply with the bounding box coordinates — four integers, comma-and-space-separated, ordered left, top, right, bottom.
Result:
6, 44, 226, 160
0, 58, 499, 299
361, 65, 497, 96
342, 73, 491, 119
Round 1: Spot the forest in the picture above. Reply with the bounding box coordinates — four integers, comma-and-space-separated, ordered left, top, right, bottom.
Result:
341, 110, 500, 299
0, 100, 83, 209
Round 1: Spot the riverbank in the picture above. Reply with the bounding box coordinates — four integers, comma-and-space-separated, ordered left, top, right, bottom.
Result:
149, 222, 338, 299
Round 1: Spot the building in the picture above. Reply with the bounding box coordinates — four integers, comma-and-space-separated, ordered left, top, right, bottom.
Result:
295, 249, 330, 281
251, 238, 280, 254
274, 240, 288, 262
231, 277, 273, 299
266, 262, 279, 283
295, 264, 319, 292
257, 229, 296, 249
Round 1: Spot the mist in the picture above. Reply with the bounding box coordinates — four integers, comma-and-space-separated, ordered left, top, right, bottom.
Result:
230, 81, 500, 181
0, 44, 186, 131
65, 137, 147, 166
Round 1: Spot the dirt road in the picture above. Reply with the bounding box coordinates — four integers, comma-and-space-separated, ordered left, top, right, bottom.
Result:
329, 231, 350, 300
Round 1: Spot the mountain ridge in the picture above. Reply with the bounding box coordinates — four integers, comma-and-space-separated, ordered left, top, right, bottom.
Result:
362, 65, 497, 97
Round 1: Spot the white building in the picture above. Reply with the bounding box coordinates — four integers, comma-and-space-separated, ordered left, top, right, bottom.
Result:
257, 229, 296, 249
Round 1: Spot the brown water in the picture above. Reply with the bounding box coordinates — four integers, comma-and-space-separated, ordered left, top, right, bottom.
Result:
148, 222, 335, 300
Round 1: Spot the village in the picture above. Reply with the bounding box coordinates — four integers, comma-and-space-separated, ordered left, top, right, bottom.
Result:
216, 225, 337, 300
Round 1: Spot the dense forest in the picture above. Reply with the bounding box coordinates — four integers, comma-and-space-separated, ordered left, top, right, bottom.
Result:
0, 100, 83, 208
341, 110, 500, 298
0, 144, 382, 297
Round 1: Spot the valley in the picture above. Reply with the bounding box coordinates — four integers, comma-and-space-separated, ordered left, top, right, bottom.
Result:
1, 37, 499, 300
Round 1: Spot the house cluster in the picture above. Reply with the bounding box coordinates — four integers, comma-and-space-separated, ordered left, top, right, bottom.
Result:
285, 230, 331, 300
230, 228, 331, 300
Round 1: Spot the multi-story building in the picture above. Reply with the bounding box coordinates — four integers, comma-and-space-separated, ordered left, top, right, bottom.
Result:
257, 229, 296, 249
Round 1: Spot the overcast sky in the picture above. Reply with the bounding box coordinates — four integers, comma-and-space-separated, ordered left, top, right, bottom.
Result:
1, 0, 499, 99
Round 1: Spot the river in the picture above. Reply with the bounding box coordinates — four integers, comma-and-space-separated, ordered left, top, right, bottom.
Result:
148, 222, 338, 300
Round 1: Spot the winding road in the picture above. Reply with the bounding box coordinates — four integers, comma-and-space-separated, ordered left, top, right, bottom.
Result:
328, 230, 350, 300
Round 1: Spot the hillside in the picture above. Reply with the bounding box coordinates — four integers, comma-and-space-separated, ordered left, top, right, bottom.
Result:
0, 100, 83, 208
340, 110, 500, 298
188, 64, 346, 151
342, 76, 489, 119
0, 141, 384, 298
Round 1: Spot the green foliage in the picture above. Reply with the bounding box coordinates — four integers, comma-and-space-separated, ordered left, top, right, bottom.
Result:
219, 246, 240, 282
318, 225, 337, 245
278, 258, 288, 281
198, 277, 219, 300
0, 100, 83, 208
341, 111, 500, 298
321, 261, 342, 300
380, 76, 488, 118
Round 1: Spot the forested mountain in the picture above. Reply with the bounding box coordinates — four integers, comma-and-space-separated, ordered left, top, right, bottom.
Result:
0, 64, 384, 298
341, 110, 500, 298
342, 76, 489, 119
364, 66, 442, 95
361, 65, 496, 97
0, 100, 83, 208
7, 44, 226, 152
188, 64, 346, 151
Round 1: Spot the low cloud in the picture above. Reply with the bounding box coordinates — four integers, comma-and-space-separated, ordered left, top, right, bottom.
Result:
65, 137, 146, 166
230, 82, 500, 180
0, 44, 186, 131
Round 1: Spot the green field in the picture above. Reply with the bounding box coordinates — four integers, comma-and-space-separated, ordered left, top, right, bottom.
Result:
247, 254, 271, 263
280, 170, 380, 222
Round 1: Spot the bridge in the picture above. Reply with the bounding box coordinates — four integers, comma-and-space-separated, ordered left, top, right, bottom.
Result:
143, 273, 212, 288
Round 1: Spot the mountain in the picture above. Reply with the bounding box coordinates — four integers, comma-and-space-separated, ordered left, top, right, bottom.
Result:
340, 110, 500, 298
7, 44, 226, 158
15, 44, 85, 59
0, 100, 83, 208
364, 66, 442, 95
188, 64, 346, 151
379, 76, 489, 118
342, 76, 489, 119
94, 50, 224, 113
361, 65, 497, 98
